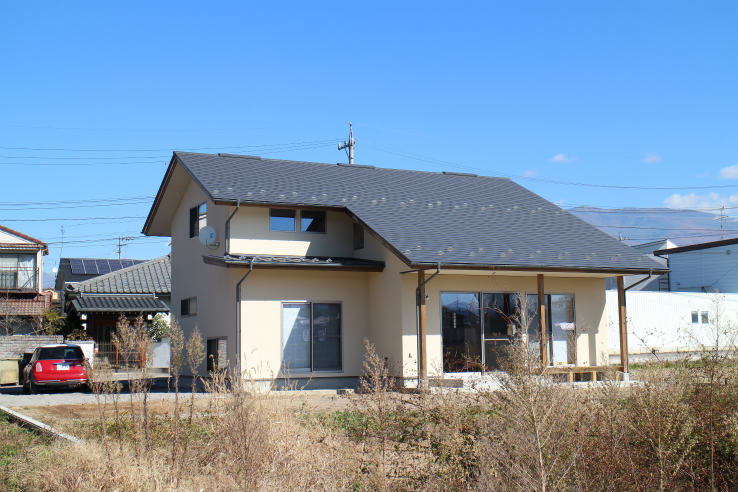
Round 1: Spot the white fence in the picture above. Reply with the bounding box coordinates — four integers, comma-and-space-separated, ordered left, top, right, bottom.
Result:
606, 291, 738, 360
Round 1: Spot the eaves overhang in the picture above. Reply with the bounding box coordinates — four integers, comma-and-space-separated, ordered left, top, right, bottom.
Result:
203, 254, 385, 272
409, 261, 670, 276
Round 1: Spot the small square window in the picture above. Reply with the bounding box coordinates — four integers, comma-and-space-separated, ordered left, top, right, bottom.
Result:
701, 312, 709, 324
301, 211, 326, 233
691, 311, 699, 324
181, 297, 197, 316
189, 203, 207, 238
270, 209, 296, 231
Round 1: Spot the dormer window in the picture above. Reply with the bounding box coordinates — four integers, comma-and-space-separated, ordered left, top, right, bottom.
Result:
301, 211, 326, 233
189, 202, 207, 238
270, 209, 296, 231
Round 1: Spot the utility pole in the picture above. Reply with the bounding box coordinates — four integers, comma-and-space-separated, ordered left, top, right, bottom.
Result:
713, 204, 728, 240
337, 122, 355, 164
116, 236, 135, 260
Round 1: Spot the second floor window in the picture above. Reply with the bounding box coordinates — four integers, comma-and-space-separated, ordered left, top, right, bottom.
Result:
270, 209, 296, 231
189, 202, 207, 238
300, 211, 326, 233
0, 254, 36, 290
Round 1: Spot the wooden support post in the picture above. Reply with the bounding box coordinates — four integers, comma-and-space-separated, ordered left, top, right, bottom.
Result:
617, 276, 629, 376
537, 274, 548, 367
418, 269, 427, 384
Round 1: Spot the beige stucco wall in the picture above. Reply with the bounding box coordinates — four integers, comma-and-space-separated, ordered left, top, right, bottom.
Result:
230, 207, 361, 258
168, 179, 611, 382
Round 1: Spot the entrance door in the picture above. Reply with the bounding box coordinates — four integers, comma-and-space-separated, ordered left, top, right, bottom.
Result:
441, 293, 481, 372
481, 293, 514, 370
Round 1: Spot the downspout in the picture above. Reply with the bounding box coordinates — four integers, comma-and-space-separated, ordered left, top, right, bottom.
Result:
225, 200, 240, 256
415, 262, 441, 388
625, 269, 654, 292
235, 257, 255, 382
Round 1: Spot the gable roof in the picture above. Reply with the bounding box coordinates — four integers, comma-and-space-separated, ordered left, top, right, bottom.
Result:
68, 256, 171, 295
0, 225, 48, 253
144, 152, 667, 274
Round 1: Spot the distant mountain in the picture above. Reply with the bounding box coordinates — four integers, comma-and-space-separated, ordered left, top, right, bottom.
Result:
568, 206, 738, 247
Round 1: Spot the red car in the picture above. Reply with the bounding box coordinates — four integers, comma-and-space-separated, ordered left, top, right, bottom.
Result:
22, 344, 88, 393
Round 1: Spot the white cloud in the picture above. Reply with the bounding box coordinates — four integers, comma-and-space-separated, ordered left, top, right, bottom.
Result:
720, 164, 738, 180
550, 153, 575, 163
663, 192, 738, 211
523, 169, 538, 177
642, 152, 662, 163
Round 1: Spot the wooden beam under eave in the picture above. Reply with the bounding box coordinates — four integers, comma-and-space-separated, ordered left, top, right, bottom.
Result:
417, 269, 428, 384
537, 274, 548, 367
617, 276, 629, 376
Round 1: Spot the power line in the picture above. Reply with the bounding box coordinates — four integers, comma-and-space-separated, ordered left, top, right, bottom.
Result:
0, 215, 146, 222
0, 139, 341, 152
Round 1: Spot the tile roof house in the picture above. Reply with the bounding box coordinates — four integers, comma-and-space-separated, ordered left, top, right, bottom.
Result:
63, 256, 171, 342
0, 225, 50, 333
144, 152, 667, 386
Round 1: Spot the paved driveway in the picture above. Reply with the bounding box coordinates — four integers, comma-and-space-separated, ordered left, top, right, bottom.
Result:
0, 377, 202, 408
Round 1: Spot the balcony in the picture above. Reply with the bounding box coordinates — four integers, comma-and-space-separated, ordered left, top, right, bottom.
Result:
0, 267, 38, 292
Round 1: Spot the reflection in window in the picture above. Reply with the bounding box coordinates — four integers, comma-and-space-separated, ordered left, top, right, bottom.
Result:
270, 209, 296, 231
282, 302, 341, 372
300, 211, 326, 233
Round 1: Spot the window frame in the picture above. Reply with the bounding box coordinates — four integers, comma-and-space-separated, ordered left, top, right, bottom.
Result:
269, 208, 297, 232
300, 210, 327, 234
280, 300, 342, 373
353, 222, 365, 250
189, 202, 207, 238
440, 290, 576, 372
181, 297, 197, 317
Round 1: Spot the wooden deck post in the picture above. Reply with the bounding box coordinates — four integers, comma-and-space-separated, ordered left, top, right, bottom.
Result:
617, 276, 629, 378
418, 269, 427, 384
537, 274, 548, 367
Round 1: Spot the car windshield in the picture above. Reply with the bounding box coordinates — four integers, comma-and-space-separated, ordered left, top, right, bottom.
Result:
38, 346, 84, 360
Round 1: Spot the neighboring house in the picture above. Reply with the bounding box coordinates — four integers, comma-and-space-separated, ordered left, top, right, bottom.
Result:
63, 256, 171, 342
606, 291, 738, 361
143, 152, 666, 387
654, 238, 738, 293
55, 257, 147, 291
604, 239, 675, 291
0, 225, 50, 333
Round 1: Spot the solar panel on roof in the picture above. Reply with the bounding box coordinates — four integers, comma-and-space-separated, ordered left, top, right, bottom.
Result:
96, 261, 112, 274
69, 259, 85, 275
82, 259, 98, 275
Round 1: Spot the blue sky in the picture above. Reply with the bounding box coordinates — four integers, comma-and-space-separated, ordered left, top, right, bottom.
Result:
0, 1, 736, 274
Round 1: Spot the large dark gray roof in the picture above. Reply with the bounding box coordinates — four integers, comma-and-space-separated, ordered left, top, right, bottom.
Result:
70, 256, 171, 294
164, 152, 665, 273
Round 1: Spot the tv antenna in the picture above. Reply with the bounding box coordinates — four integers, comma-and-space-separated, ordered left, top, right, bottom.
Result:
116, 236, 135, 260
713, 204, 729, 239
337, 122, 355, 164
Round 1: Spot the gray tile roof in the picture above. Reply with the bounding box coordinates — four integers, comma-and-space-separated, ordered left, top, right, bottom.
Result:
72, 294, 169, 313
72, 256, 171, 294
163, 152, 666, 273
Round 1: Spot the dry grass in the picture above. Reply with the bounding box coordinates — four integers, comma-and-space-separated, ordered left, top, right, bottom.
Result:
1, 338, 736, 491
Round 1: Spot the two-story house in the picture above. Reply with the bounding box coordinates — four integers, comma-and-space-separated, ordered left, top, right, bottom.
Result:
143, 152, 667, 387
0, 225, 50, 334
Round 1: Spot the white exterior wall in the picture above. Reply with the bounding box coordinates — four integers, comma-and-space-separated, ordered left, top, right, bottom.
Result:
606, 291, 738, 356
668, 243, 737, 293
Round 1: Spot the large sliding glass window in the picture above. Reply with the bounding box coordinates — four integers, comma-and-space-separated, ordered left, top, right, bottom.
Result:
282, 302, 341, 372
441, 291, 575, 372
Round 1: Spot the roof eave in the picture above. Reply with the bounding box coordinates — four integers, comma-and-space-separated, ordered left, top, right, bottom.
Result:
409, 261, 670, 276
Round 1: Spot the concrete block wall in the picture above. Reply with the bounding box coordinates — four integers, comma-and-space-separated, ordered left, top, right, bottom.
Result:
0, 335, 64, 359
